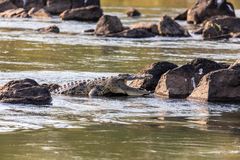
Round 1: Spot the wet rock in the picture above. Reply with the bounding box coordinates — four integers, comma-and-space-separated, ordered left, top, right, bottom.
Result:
0, 8, 29, 18
202, 16, 240, 40
0, 79, 52, 105
130, 22, 159, 35
126, 8, 141, 17
229, 59, 240, 70
190, 58, 224, 83
95, 15, 124, 36
107, 28, 155, 38
36, 25, 60, 33
0, 0, 17, 12
158, 15, 190, 37
189, 69, 240, 102
174, 9, 188, 20
155, 64, 196, 98
28, 8, 51, 19
187, 0, 235, 24
130, 62, 178, 91
83, 0, 100, 7
60, 5, 103, 22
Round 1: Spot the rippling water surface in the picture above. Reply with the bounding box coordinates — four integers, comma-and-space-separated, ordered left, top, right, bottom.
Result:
0, 0, 239, 160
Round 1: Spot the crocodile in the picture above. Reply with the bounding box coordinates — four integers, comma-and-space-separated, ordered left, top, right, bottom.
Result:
52, 74, 152, 97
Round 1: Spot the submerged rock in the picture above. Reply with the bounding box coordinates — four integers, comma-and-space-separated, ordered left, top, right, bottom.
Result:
0, 79, 52, 105
60, 5, 103, 22
107, 28, 156, 38
189, 69, 240, 102
187, 0, 235, 24
36, 25, 60, 33
95, 15, 124, 36
130, 62, 178, 91
126, 8, 141, 17
158, 15, 190, 37
130, 22, 159, 35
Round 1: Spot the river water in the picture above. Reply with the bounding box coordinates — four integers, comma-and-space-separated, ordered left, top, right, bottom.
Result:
0, 0, 239, 160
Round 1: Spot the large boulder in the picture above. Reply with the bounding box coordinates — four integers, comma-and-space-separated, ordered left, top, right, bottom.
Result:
107, 28, 156, 38
95, 15, 124, 36
129, 62, 178, 91
0, 79, 52, 105
158, 15, 190, 37
0, 8, 29, 18
45, 0, 71, 14
155, 64, 195, 98
60, 5, 103, 22
189, 69, 240, 102
187, 0, 235, 24
28, 8, 51, 19
155, 58, 225, 98
202, 16, 240, 40
0, 0, 17, 12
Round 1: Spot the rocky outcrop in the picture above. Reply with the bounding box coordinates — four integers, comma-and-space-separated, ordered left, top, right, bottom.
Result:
107, 28, 156, 38
130, 22, 159, 35
130, 62, 178, 91
60, 5, 103, 22
36, 25, 60, 33
189, 69, 240, 102
126, 8, 141, 17
28, 8, 51, 19
202, 16, 240, 40
0, 0, 17, 12
0, 79, 52, 105
187, 0, 235, 24
95, 15, 124, 36
158, 15, 190, 37
0, 8, 29, 18
155, 58, 225, 98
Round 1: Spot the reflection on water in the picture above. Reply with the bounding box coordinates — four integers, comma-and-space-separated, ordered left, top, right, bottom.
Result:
0, 0, 239, 159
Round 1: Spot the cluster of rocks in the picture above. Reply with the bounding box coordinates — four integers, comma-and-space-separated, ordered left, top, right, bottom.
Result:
130, 58, 240, 103
0, 0, 103, 21
91, 15, 190, 38
175, 0, 240, 40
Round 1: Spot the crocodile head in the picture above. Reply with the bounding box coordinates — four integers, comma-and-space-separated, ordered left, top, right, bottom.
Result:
105, 74, 152, 96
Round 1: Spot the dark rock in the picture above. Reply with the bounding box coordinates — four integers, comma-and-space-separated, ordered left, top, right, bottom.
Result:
11, 0, 46, 10
0, 0, 17, 12
174, 9, 188, 20
202, 16, 240, 40
36, 25, 60, 33
155, 64, 195, 98
84, 29, 95, 33
95, 15, 124, 36
0, 8, 29, 18
45, 0, 71, 14
60, 5, 103, 22
84, 0, 100, 7
41, 83, 60, 92
126, 8, 141, 17
158, 15, 190, 37
107, 28, 155, 38
189, 69, 240, 102
129, 62, 178, 91
0, 79, 52, 105
130, 22, 159, 35
187, 0, 235, 24
190, 58, 224, 83
28, 8, 51, 19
